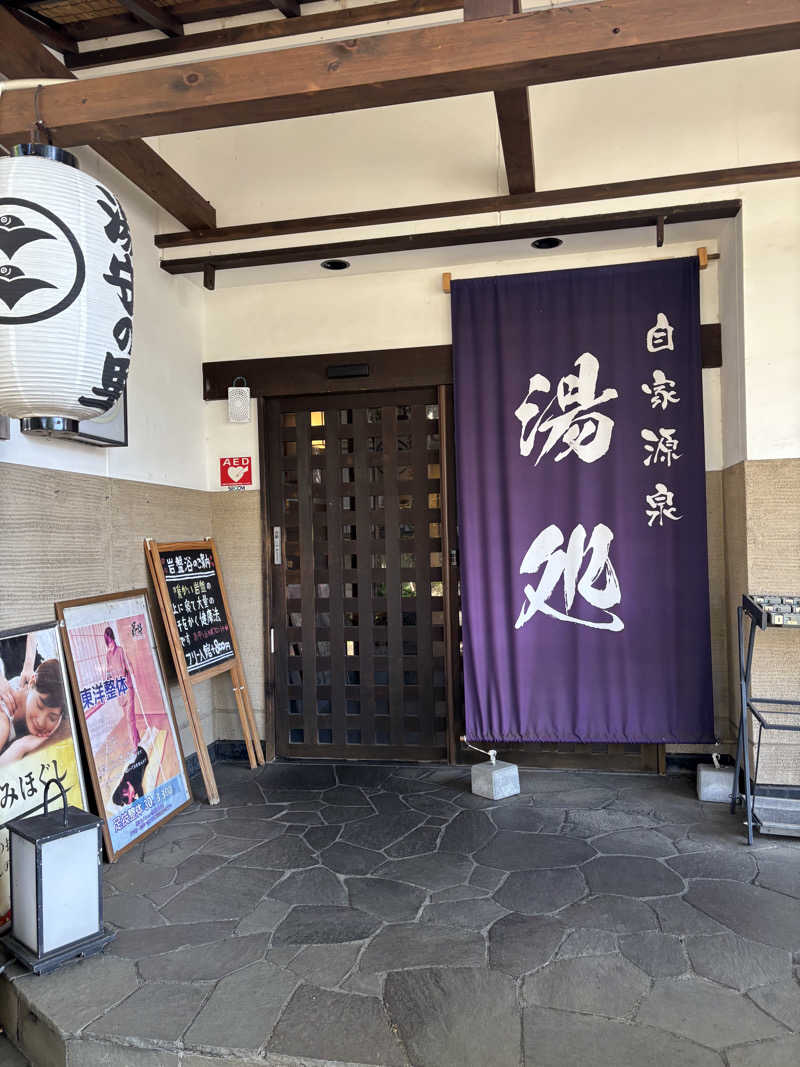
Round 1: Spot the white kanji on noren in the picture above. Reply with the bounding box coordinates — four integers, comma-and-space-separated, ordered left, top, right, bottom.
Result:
642, 369, 680, 411
514, 352, 618, 466
645, 482, 682, 527
646, 313, 675, 353
641, 427, 682, 467
515, 522, 624, 632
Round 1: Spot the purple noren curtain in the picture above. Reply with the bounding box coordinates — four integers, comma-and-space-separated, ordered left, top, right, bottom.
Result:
452, 259, 714, 743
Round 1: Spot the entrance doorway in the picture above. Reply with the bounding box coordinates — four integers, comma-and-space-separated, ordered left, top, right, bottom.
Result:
265, 389, 453, 761
258, 351, 659, 772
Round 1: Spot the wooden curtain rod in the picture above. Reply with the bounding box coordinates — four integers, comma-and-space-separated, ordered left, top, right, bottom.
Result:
441, 246, 721, 292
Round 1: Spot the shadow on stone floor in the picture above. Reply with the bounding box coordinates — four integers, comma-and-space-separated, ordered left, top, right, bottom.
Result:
1, 761, 799, 1066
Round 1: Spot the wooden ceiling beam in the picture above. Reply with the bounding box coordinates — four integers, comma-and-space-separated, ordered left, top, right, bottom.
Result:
0, 7, 216, 231
53, 0, 317, 42
2, 1, 797, 145
269, 0, 301, 16
160, 199, 741, 275
66, 0, 462, 69
154, 160, 800, 248
464, 0, 534, 195
117, 0, 185, 36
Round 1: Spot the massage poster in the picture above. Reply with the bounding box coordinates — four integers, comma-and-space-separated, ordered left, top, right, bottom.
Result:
56, 591, 191, 859
0, 622, 88, 927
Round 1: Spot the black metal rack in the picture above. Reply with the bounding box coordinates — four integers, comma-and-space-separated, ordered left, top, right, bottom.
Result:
731, 594, 800, 844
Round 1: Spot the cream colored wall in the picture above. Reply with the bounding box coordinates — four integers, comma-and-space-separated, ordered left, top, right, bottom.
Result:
192, 51, 799, 478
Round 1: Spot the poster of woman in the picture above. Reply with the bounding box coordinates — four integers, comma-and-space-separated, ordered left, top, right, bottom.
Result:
56, 590, 192, 860
0, 622, 88, 928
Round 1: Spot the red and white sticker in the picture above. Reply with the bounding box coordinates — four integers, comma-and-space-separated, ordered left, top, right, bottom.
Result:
220, 456, 252, 487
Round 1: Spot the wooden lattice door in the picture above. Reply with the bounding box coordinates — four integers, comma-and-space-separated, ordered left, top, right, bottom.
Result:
266, 389, 452, 760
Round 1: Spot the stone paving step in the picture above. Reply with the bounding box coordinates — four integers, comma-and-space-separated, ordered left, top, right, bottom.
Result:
0, 760, 798, 1067
0, 1032, 28, 1066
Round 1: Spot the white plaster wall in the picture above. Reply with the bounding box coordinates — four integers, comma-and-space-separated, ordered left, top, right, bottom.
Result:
203, 240, 725, 481
0, 148, 209, 491
185, 51, 798, 481
741, 181, 800, 461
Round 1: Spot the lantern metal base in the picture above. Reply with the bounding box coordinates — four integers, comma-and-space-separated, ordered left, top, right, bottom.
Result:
1, 927, 116, 976
20, 416, 81, 438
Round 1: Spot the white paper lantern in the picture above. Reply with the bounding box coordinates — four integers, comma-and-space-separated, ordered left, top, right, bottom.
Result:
0, 143, 133, 430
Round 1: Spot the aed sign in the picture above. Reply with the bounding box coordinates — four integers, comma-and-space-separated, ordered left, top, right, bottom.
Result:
220, 456, 252, 488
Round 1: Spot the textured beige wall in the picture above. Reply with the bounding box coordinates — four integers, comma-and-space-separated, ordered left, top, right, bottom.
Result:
723, 462, 748, 739
210, 490, 268, 747
0, 462, 214, 757
706, 471, 731, 742
740, 459, 800, 784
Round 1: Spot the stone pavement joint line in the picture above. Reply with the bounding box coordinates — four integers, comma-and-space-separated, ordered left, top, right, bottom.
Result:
1, 761, 799, 1067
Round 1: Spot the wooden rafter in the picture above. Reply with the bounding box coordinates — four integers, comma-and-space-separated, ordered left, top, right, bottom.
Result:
117, 0, 185, 36
2, 1, 797, 145
0, 6, 216, 231
269, 0, 301, 16
159, 200, 741, 276
66, 0, 462, 69
154, 161, 800, 249
45, 0, 315, 41
8, 6, 79, 57
464, 0, 534, 195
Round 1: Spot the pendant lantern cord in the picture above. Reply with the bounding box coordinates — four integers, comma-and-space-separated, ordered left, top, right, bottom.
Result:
32, 84, 52, 146
460, 735, 498, 765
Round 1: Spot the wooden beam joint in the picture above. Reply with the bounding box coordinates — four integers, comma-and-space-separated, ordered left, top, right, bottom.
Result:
3, 2, 798, 147
464, 0, 535, 194
118, 0, 185, 37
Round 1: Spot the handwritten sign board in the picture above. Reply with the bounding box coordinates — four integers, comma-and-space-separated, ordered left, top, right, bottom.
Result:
145, 538, 264, 805
157, 547, 235, 677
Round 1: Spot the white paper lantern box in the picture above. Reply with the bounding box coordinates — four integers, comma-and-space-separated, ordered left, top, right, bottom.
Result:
1, 779, 114, 975
0, 143, 133, 433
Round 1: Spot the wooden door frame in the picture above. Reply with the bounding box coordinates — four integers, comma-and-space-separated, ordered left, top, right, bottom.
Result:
256, 355, 460, 762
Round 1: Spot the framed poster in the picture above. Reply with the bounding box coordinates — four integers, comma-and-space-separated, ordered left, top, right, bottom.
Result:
55, 590, 192, 860
0, 622, 88, 929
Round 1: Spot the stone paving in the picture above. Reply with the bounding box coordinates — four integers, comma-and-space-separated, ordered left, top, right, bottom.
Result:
1, 760, 800, 1066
